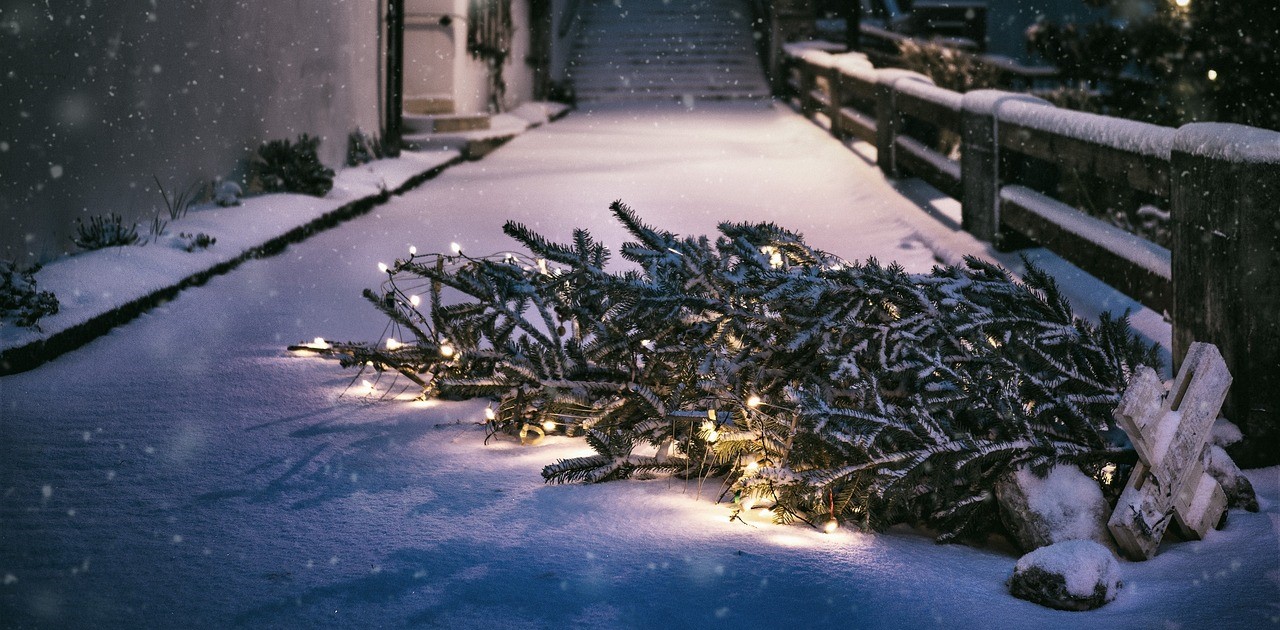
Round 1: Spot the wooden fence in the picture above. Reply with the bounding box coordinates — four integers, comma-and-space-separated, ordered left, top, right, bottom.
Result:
782, 46, 1280, 467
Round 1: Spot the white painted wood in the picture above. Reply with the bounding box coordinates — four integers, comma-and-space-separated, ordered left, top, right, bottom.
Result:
1108, 342, 1232, 559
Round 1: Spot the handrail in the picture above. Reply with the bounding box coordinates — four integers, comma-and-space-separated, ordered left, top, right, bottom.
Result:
779, 44, 1280, 461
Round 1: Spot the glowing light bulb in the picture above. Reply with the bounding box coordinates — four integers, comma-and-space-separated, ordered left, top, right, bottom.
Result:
770, 251, 783, 268
824, 518, 839, 534
542, 420, 556, 432
746, 395, 762, 408
484, 407, 497, 421
702, 421, 720, 443
439, 343, 455, 358
310, 337, 330, 350
409, 245, 417, 255
385, 338, 402, 350
377, 262, 389, 273
1207, 69, 1218, 81
450, 242, 462, 254
409, 295, 421, 307
1175, 0, 1190, 7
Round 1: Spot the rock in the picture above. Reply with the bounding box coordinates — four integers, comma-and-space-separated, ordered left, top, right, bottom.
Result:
1211, 418, 1244, 448
215, 181, 243, 207
995, 463, 1110, 553
1204, 444, 1259, 512
1008, 540, 1121, 611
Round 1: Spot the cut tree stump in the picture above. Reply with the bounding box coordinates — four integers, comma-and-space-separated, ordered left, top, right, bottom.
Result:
1107, 342, 1231, 560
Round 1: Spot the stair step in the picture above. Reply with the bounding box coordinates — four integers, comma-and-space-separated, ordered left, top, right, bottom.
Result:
403, 113, 491, 134
403, 97, 455, 116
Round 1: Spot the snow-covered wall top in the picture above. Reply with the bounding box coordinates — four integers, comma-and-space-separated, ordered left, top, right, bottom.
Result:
1173, 123, 1280, 164
0, 0, 383, 264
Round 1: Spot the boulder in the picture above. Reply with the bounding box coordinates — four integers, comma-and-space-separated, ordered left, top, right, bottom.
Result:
995, 463, 1110, 553
1008, 540, 1121, 611
1204, 444, 1259, 512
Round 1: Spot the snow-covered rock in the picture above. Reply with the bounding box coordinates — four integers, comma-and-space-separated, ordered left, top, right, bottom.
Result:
1205, 444, 1259, 512
1008, 540, 1121, 611
995, 463, 1110, 553
214, 181, 243, 207
1211, 418, 1244, 448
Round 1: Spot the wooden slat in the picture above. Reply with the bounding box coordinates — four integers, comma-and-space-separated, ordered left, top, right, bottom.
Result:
998, 121, 1171, 197
1000, 185, 1172, 312
895, 89, 962, 136
896, 136, 962, 199
838, 107, 877, 145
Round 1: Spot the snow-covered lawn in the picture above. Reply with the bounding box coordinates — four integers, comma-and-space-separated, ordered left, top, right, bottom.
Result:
2, 101, 1276, 628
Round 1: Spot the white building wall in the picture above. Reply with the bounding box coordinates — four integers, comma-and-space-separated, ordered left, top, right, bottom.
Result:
0, 0, 385, 263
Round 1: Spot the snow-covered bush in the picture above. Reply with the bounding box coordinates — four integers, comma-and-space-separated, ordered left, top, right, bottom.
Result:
0, 259, 58, 329
72, 213, 140, 250
250, 134, 334, 197
302, 203, 1158, 543
176, 232, 217, 253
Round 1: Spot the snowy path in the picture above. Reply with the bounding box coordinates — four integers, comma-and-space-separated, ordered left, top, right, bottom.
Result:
2, 102, 1277, 628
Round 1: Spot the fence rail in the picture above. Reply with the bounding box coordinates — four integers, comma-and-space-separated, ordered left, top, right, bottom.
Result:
779, 44, 1280, 466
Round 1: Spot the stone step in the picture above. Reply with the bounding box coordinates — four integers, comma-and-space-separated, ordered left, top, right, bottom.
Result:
403, 113, 491, 134
403, 96, 454, 116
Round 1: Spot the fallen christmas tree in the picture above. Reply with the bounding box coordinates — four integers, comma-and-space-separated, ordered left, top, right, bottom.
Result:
296, 202, 1158, 543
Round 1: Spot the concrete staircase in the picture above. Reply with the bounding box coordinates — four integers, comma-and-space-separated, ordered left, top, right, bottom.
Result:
568, 0, 770, 104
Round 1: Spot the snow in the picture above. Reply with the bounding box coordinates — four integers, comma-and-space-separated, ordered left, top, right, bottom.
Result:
894, 79, 963, 112
1014, 540, 1120, 600
0, 150, 460, 355
999, 98, 1175, 160
1014, 465, 1108, 545
1172, 123, 1280, 164
2, 102, 1278, 627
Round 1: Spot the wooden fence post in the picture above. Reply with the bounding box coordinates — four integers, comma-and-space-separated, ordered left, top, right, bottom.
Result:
1171, 123, 1280, 467
826, 66, 844, 140
874, 70, 931, 177
958, 90, 1048, 244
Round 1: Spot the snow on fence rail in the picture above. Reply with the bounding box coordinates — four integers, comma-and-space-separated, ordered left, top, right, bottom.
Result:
782, 46, 1280, 467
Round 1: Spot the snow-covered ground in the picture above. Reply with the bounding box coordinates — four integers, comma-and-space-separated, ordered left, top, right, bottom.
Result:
2, 101, 1276, 628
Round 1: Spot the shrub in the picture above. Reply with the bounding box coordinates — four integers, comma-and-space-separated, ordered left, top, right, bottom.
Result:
0, 259, 58, 329
72, 213, 140, 251
154, 176, 202, 221
177, 232, 217, 252
346, 129, 387, 167
250, 134, 335, 197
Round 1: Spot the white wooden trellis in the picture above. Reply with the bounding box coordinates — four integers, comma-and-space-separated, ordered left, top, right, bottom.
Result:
1108, 342, 1231, 560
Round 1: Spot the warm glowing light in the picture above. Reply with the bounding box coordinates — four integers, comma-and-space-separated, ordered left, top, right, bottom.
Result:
409, 295, 421, 307
439, 343, 455, 358
745, 460, 760, 474
450, 242, 462, 254
409, 245, 417, 255
823, 518, 839, 534
702, 421, 720, 443
769, 251, 783, 268
377, 262, 389, 273
310, 337, 330, 350
1207, 69, 1218, 81
484, 406, 497, 421
1174, 0, 1190, 7
746, 395, 762, 408
360, 379, 375, 394
741, 496, 757, 510
542, 420, 557, 432
385, 338, 403, 350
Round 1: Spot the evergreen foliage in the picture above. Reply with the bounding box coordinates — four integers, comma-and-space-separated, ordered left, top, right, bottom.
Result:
251, 134, 335, 197
0, 259, 58, 329
300, 203, 1156, 542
